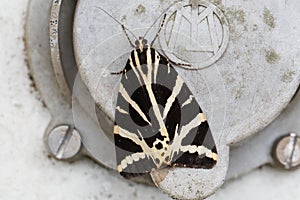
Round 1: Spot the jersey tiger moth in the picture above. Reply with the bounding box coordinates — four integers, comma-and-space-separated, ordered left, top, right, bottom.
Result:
98, 7, 218, 178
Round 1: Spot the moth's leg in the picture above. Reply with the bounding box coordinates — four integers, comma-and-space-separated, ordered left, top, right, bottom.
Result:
159, 49, 192, 67
168, 59, 192, 68
111, 69, 125, 75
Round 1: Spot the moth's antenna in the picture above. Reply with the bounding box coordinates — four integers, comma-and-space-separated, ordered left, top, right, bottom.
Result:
143, 11, 167, 38
150, 14, 167, 46
96, 7, 137, 47
121, 25, 135, 48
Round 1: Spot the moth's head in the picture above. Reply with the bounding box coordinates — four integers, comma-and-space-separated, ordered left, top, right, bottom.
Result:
135, 37, 148, 52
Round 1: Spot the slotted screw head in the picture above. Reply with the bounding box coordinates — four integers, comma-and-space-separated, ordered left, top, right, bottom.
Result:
272, 133, 300, 170
47, 125, 82, 160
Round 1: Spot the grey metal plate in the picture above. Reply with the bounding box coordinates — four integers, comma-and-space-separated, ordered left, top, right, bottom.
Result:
73, 0, 300, 199
74, 0, 300, 144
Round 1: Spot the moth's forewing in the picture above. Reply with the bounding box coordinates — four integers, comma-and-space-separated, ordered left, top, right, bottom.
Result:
114, 48, 217, 178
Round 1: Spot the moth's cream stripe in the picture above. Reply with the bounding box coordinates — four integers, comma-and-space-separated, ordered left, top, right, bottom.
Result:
137, 130, 158, 164
169, 124, 180, 160
116, 106, 128, 115
163, 76, 184, 120
134, 49, 142, 75
145, 83, 168, 138
134, 49, 169, 139
116, 126, 152, 155
200, 113, 207, 122
180, 145, 218, 161
113, 125, 119, 134
134, 49, 150, 85
171, 113, 207, 154
119, 83, 151, 126
114, 126, 141, 145
146, 46, 152, 82
124, 69, 128, 79
129, 56, 142, 86
134, 49, 148, 86
180, 113, 207, 139
167, 63, 170, 74
182, 95, 194, 108
116, 127, 156, 171
153, 51, 160, 83
117, 152, 146, 172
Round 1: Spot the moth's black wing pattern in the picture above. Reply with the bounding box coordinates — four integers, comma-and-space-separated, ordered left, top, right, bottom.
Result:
113, 47, 217, 178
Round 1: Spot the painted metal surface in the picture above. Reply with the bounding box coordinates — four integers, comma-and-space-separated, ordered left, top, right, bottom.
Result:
21, 0, 300, 199
73, 0, 300, 199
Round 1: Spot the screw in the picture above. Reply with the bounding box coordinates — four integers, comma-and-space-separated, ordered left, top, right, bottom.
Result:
272, 133, 300, 169
47, 125, 82, 160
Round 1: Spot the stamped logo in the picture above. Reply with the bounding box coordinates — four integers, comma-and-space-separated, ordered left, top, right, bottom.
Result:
160, 0, 229, 69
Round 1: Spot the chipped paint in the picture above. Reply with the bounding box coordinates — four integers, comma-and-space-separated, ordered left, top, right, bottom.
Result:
281, 71, 296, 83
210, 0, 224, 10
225, 7, 247, 37
252, 24, 258, 31
121, 15, 127, 22
263, 7, 275, 30
226, 8, 246, 24
135, 4, 146, 14
233, 85, 245, 99
265, 49, 281, 64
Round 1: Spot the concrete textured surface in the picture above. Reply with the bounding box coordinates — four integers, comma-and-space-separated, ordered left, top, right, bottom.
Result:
1, 0, 300, 200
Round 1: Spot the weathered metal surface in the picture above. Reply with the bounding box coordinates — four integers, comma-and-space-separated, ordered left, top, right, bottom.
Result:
74, 0, 300, 144
48, 0, 117, 170
25, 0, 300, 199
73, 0, 300, 199
227, 87, 300, 179
49, 0, 77, 102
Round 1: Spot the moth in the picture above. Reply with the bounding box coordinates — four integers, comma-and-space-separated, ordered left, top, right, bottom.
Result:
98, 7, 218, 178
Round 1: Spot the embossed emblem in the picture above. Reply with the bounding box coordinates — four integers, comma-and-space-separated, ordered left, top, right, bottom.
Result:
160, 0, 229, 69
